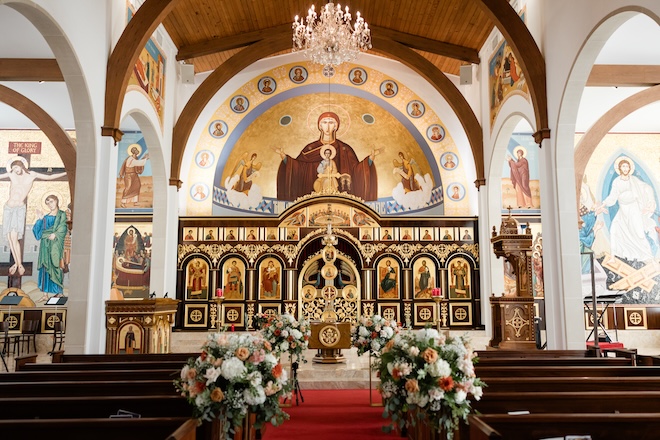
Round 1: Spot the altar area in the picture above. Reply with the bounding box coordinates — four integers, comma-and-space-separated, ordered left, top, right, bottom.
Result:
170, 329, 491, 389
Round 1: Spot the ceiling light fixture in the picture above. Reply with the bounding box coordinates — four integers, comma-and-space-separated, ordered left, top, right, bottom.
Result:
292, 2, 372, 68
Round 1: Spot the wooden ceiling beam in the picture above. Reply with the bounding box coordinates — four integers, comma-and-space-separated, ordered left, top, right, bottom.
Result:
170, 30, 292, 187
474, 0, 550, 143
103, 0, 181, 142
176, 23, 292, 61
369, 25, 480, 65
0, 58, 63, 81
587, 65, 660, 87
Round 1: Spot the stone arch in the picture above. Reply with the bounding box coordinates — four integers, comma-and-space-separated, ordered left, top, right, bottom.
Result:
119, 108, 168, 296
554, 8, 660, 349
4, 0, 101, 353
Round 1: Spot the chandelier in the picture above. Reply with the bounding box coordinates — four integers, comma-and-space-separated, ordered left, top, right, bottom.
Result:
292, 2, 372, 67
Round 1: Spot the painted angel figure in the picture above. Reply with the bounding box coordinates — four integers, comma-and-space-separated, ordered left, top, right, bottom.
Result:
231, 152, 262, 194
393, 152, 420, 193
225, 152, 263, 209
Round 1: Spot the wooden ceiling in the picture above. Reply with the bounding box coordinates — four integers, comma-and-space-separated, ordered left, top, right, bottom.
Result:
162, 0, 495, 75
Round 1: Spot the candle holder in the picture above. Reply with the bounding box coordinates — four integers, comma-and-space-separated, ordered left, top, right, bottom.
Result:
212, 296, 225, 329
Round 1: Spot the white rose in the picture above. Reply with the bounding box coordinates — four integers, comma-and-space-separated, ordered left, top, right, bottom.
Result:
204, 366, 222, 385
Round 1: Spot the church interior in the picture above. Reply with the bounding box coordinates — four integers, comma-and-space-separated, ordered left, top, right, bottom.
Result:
1, 1, 660, 438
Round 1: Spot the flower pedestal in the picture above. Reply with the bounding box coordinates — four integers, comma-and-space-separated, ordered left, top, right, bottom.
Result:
206, 412, 262, 440
368, 351, 383, 407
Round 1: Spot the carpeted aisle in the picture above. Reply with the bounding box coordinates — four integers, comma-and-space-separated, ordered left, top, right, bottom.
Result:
262, 389, 400, 440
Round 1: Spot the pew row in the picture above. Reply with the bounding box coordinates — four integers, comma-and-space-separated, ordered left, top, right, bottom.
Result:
474, 356, 633, 366
16, 360, 187, 371
473, 390, 660, 414
482, 375, 660, 392
475, 365, 660, 377
0, 417, 195, 440
0, 368, 180, 382
0, 395, 190, 419
0, 379, 179, 397
468, 413, 660, 440
50, 350, 197, 363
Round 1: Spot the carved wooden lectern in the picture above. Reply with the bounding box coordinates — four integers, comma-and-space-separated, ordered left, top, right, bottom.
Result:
105, 298, 179, 354
489, 211, 537, 350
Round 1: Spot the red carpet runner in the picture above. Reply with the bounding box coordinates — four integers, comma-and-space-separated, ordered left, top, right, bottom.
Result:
262, 389, 400, 440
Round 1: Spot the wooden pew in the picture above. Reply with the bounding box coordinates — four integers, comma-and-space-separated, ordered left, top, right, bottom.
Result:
16, 360, 186, 371
637, 354, 660, 366
473, 390, 660, 414
483, 375, 660, 392
0, 417, 195, 440
475, 349, 595, 358
0, 379, 179, 397
0, 395, 190, 419
475, 365, 660, 377
469, 413, 660, 440
50, 350, 197, 363
475, 356, 633, 366
0, 368, 180, 382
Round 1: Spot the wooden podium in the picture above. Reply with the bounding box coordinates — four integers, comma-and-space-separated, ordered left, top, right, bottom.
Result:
105, 298, 179, 354
489, 210, 537, 350
309, 322, 351, 363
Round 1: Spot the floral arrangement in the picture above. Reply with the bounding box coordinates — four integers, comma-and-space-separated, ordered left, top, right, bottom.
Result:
350, 314, 399, 356
175, 332, 291, 438
253, 313, 311, 362
376, 328, 485, 438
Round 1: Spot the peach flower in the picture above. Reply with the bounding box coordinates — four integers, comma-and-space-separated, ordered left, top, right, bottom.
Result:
235, 347, 250, 361
421, 348, 438, 364
272, 363, 283, 379
405, 379, 420, 393
210, 387, 224, 402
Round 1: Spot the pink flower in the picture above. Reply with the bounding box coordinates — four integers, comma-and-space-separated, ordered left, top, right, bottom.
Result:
186, 368, 197, 380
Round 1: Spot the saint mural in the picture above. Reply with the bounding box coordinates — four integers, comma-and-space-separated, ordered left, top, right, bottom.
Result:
596, 157, 658, 263
276, 112, 379, 201
414, 258, 435, 299
507, 146, 533, 208
113, 224, 151, 299
378, 259, 398, 299
33, 194, 68, 302
118, 144, 150, 208
223, 258, 244, 300
259, 258, 281, 300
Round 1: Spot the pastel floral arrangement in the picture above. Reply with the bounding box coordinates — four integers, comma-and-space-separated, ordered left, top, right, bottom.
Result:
174, 332, 291, 438
253, 313, 311, 362
350, 314, 399, 356
376, 328, 485, 438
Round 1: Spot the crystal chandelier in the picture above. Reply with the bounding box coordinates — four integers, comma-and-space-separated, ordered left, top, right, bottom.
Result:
292, 2, 372, 67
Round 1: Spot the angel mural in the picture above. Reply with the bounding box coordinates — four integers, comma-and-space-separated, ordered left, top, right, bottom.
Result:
414, 258, 435, 299
301, 256, 357, 289
186, 258, 208, 300
391, 151, 433, 210
225, 152, 262, 209
449, 258, 471, 299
